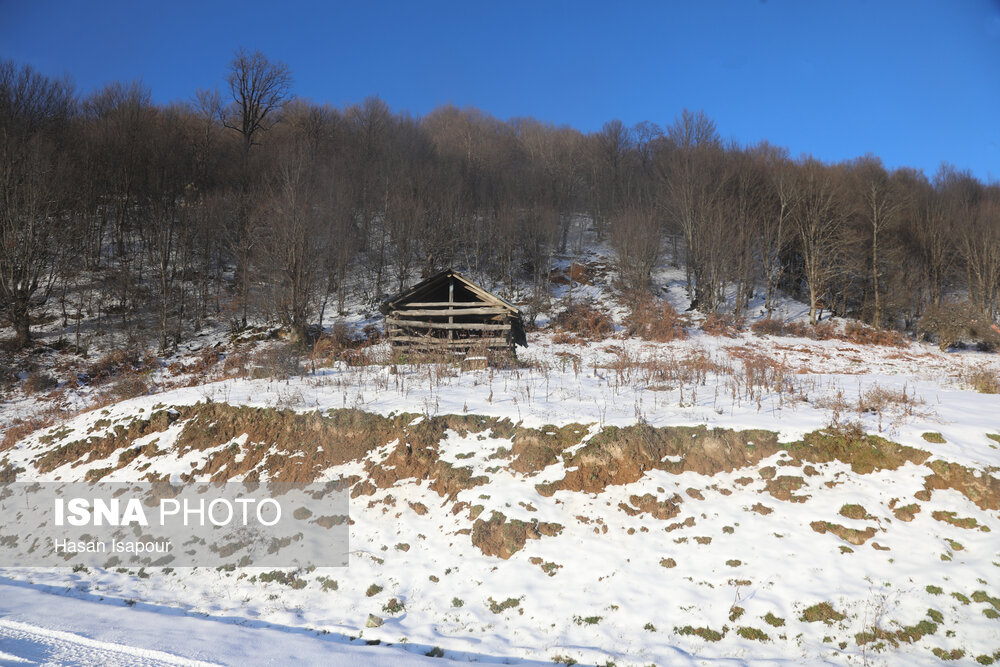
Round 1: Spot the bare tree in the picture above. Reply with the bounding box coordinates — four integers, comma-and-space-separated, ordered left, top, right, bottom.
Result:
847, 156, 903, 327
790, 158, 845, 325
611, 207, 661, 294
0, 61, 74, 347
222, 49, 293, 155
221, 49, 293, 326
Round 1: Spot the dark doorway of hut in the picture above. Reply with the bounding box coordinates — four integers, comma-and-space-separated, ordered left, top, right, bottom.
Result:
380, 269, 527, 368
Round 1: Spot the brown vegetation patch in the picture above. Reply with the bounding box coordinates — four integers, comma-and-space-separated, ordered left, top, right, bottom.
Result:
471, 511, 563, 559
625, 298, 688, 342
553, 300, 615, 340
505, 423, 588, 475
810, 521, 878, 545
619, 493, 683, 520
799, 602, 847, 624
702, 313, 745, 337
931, 511, 982, 530
922, 460, 1000, 511
765, 475, 809, 502
750, 502, 774, 515
34, 409, 178, 475
536, 424, 782, 496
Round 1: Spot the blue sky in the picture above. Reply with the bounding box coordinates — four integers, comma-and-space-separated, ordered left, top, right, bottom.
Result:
2, 0, 998, 181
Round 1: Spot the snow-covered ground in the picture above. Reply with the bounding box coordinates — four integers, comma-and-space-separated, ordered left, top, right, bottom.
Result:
2, 325, 999, 665
0, 578, 446, 666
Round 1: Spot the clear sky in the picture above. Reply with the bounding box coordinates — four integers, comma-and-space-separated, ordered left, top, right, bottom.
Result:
2, 0, 998, 181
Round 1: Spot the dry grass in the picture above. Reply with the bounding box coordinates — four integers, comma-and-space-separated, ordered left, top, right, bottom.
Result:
23, 371, 58, 395
843, 321, 907, 347
625, 298, 687, 342
751, 318, 907, 347
702, 312, 745, 337
85, 348, 159, 385
553, 300, 616, 340
1, 415, 57, 451
750, 318, 836, 341
963, 368, 1000, 394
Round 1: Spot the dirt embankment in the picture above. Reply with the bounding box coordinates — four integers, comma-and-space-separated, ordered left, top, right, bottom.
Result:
535, 424, 940, 498
536, 424, 782, 496
31, 405, 420, 483
22, 405, 1000, 526
471, 511, 564, 559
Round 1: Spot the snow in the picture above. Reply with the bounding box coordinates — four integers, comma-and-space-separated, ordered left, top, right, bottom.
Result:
0, 578, 448, 666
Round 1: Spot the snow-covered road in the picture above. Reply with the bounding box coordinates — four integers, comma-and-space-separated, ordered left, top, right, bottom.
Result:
0, 580, 449, 667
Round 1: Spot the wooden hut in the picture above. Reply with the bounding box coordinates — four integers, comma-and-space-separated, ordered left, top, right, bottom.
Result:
380, 269, 527, 357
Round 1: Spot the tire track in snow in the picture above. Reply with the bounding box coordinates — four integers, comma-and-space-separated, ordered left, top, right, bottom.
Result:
0, 619, 219, 667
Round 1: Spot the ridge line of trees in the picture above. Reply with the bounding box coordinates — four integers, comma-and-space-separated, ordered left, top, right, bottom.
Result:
2, 51, 998, 351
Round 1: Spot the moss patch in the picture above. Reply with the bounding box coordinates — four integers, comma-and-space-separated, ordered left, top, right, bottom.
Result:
800, 602, 846, 624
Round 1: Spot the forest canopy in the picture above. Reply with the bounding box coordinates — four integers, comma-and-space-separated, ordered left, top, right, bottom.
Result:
2, 50, 998, 351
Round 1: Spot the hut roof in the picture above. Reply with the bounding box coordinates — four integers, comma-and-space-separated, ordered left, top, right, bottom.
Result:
379, 269, 522, 316
380, 269, 526, 348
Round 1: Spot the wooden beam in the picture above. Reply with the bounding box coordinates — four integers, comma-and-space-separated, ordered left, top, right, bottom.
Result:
391, 306, 509, 317
402, 301, 493, 308
386, 318, 510, 331
389, 336, 513, 348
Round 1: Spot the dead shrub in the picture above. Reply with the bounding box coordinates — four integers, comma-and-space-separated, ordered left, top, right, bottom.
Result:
750, 318, 786, 337
964, 368, 1000, 394
85, 348, 158, 385
625, 298, 687, 342
859, 384, 921, 415
188, 346, 223, 375
250, 344, 303, 379
843, 321, 907, 347
105, 374, 151, 401
917, 300, 1000, 350
24, 371, 58, 394
550, 263, 594, 286
221, 349, 252, 378
702, 313, 745, 337
1, 416, 56, 451
554, 300, 615, 340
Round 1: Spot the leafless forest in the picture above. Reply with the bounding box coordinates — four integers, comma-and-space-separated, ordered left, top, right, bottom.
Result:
2, 50, 998, 352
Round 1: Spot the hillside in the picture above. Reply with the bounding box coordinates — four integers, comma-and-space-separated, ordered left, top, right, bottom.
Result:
2, 297, 1000, 665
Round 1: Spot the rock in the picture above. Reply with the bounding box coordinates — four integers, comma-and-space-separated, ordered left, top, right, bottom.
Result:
366, 614, 383, 628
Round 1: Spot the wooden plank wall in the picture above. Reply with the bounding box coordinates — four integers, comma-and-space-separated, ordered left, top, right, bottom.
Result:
386, 299, 514, 354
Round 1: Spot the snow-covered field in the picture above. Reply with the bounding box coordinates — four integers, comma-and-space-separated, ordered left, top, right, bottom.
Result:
2, 323, 999, 665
